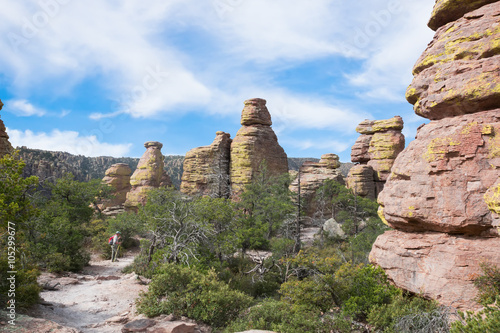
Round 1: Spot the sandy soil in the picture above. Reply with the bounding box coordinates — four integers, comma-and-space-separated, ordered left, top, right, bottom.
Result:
30, 250, 148, 333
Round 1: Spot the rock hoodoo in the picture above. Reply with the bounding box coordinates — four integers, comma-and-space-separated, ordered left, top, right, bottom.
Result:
289, 154, 344, 217
230, 98, 288, 194
100, 163, 132, 215
0, 99, 14, 157
346, 116, 405, 199
370, 1, 500, 310
180, 131, 232, 197
124, 141, 165, 211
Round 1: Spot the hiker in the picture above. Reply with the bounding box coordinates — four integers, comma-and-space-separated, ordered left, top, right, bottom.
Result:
110, 231, 122, 262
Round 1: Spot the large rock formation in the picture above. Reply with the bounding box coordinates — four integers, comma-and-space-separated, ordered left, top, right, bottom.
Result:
100, 163, 132, 215
289, 154, 344, 217
0, 99, 13, 157
124, 141, 165, 210
346, 116, 405, 199
370, 1, 500, 310
230, 98, 288, 194
180, 131, 232, 197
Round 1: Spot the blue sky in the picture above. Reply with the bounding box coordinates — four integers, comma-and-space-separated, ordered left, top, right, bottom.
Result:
1, 0, 436, 162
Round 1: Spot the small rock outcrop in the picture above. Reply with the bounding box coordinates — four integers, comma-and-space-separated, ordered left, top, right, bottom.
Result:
0, 99, 14, 157
346, 116, 405, 199
371, 1, 500, 310
289, 154, 344, 217
230, 98, 288, 194
180, 131, 232, 197
100, 163, 132, 215
124, 141, 165, 211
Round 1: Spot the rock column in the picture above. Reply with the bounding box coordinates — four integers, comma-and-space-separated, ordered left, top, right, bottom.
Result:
180, 131, 232, 197
0, 99, 13, 157
101, 163, 132, 215
124, 141, 165, 211
346, 116, 405, 199
370, 1, 500, 310
230, 98, 288, 194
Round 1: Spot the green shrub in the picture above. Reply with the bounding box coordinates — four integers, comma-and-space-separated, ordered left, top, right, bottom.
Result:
474, 262, 500, 306
137, 263, 252, 328
223, 298, 324, 333
451, 300, 500, 333
367, 293, 441, 332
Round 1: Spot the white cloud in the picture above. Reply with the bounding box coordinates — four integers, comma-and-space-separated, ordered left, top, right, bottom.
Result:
6, 99, 46, 116
7, 128, 132, 157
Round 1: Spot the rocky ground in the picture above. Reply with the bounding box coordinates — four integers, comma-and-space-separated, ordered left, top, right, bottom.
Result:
1, 250, 211, 333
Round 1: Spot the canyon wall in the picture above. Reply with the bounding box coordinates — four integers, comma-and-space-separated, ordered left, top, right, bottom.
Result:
0, 99, 13, 157
370, 1, 500, 310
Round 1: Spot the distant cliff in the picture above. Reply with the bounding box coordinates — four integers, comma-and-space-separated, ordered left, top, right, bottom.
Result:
17, 146, 351, 187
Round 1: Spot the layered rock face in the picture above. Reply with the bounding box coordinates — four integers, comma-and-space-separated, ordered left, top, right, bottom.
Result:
124, 141, 165, 210
230, 98, 288, 194
101, 163, 132, 214
289, 154, 344, 217
371, 1, 500, 310
346, 116, 405, 199
180, 131, 232, 197
0, 99, 13, 157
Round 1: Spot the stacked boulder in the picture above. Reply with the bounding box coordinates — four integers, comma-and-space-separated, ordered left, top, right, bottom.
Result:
346, 116, 405, 199
100, 163, 132, 216
230, 98, 288, 194
180, 98, 288, 198
180, 131, 232, 197
0, 99, 13, 157
124, 141, 165, 211
370, 0, 500, 310
289, 154, 344, 217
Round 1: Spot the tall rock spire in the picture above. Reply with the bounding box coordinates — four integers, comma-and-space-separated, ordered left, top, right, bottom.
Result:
230, 98, 288, 194
370, 0, 500, 311
0, 99, 14, 157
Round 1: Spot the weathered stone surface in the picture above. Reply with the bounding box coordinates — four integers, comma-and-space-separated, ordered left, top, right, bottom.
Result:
289, 154, 344, 217
240, 98, 272, 126
346, 165, 376, 199
0, 99, 13, 157
323, 218, 346, 239
102, 163, 132, 208
124, 142, 164, 210
351, 134, 372, 163
372, 3, 500, 311
379, 110, 500, 235
180, 131, 231, 197
356, 117, 404, 134
122, 318, 156, 332
407, 3, 500, 120
428, 0, 498, 31
231, 99, 288, 193
160, 170, 173, 188
347, 116, 404, 198
370, 230, 500, 310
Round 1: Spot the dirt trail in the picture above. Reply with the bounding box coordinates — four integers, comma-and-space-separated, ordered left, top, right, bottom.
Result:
30, 251, 148, 333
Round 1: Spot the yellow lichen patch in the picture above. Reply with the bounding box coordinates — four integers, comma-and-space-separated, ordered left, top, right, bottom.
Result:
423, 137, 462, 162
378, 206, 390, 227
488, 133, 500, 158
407, 206, 416, 218
461, 122, 479, 135
484, 181, 500, 215
406, 87, 418, 104
482, 124, 494, 136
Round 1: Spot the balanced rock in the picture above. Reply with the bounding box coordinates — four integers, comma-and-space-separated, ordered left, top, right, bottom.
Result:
346, 116, 404, 198
124, 142, 164, 210
230, 98, 288, 194
0, 99, 13, 157
371, 1, 500, 310
407, 2, 500, 120
427, 0, 498, 30
180, 131, 231, 197
289, 154, 344, 217
101, 163, 132, 210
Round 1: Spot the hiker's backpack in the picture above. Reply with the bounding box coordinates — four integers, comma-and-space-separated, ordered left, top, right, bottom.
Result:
108, 236, 114, 245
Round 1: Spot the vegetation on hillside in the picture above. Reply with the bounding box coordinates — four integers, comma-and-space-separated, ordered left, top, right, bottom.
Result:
2, 151, 499, 332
